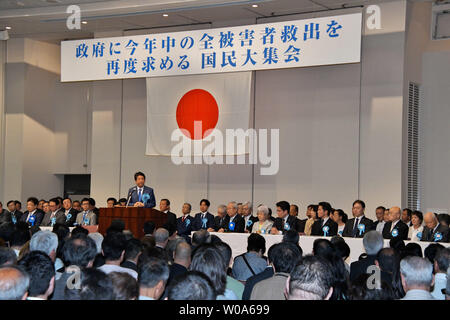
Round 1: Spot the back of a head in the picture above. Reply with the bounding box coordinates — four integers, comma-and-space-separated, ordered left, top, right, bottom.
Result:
167, 271, 216, 300
62, 234, 97, 267
0, 247, 17, 267
30, 230, 58, 257
71, 226, 89, 237
78, 269, 115, 300
154, 228, 169, 245
434, 247, 450, 273
109, 272, 139, 300
282, 230, 299, 246
0, 266, 29, 300
192, 230, 210, 247
10, 227, 30, 248
313, 238, 335, 259
334, 241, 350, 260
424, 243, 445, 264
269, 242, 301, 273
143, 221, 156, 235
376, 248, 398, 273
102, 232, 127, 261
403, 243, 423, 258
190, 245, 227, 295
214, 242, 232, 269
174, 241, 192, 263
363, 231, 384, 256
138, 257, 169, 289
88, 232, 104, 254
52, 224, 70, 241
124, 238, 143, 261
389, 237, 405, 253
18, 251, 55, 297
247, 233, 266, 254
400, 256, 433, 288
288, 255, 333, 300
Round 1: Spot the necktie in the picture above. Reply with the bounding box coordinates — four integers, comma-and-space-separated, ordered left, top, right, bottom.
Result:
353, 218, 359, 237
138, 189, 142, 202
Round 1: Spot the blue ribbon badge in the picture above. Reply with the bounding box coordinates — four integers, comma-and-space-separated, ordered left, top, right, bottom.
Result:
229, 221, 235, 231
284, 222, 290, 231
201, 218, 208, 229
12, 216, 17, 224
416, 232, 422, 240
185, 218, 191, 227
83, 217, 90, 225
51, 217, 56, 227
322, 225, 329, 237
246, 220, 253, 228
434, 232, 443, 242
338, 230, 343, 236
391, 229, 399, 238
29, 215, 36, 226
261, 228, 266, 234
358, 224, 365, 236
66, 213, 72, 222
142, 193, 150, 203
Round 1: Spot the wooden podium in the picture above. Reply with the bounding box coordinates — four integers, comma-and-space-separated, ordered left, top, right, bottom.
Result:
98, 207, 168, 239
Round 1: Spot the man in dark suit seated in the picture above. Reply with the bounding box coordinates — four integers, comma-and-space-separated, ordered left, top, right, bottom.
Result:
176, 203, 194, 240
41, 198, 66, 227
159, 199, 177, 233
342, 200, 374, 238
208, 204, 227, 232
421, 212, 449, 243
20, 197, 44, 227
270, 201, 299, 235
62, 197, 79, 227
167, 241, 191, 286
127, 171, 156, 208
121, 238, 143, 272
349, 230, 384, 281
311, 202, 338, 237
6, 200, 23, 224
218, 202, 245, 233
290, 204, 306, 233
242, 201, 259, 233
382, 206, 409, 240
192, 199, 215, 231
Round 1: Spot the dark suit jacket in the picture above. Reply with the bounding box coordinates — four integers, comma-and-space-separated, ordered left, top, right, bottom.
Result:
244, 215, 259, 232
421, 223, 449, 243
342, 216, 374, 238
192, 212, 215, 231
167, 263, 188, 285
382, 220, 409, 240
373, 220, 383, 231
41, 209, 66, 227
4, 210, 23, 225
349, 254, 377, 282
296, 218, 307, 233
121, 260, 138, 272
163, 211, 177, 233
63, 208, 79, 227
220, 214, 245, 233
311, 217, 338, 237
176, 215, 194, 237
272, 215, 299, 234
20, 209, 44, 226
213, 215, 226, 231
242, 267, 274, 300
127, 185, 156, 208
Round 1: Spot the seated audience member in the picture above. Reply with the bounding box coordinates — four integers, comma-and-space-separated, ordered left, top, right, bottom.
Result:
106, 197, 117, 208
285, 255, 334, 300
98, 232, 137, 279
72, 200, 82, 212
373, 206, 387, 233
251, 205, 273, 234
218, 202, 245, 233
120, 238, 143, 272
18, 251, 55, 300
154, 228, 169, 250
282, 230, 303, 255
215, 242, 244, 299
303, 205, 317, 236
52, 234, 97, 300
71, 226, 89, 237
421, 212, 449, 242
88, 232, 104, 255
167, 271, 216, 300
242, 201, 258, 233
176, 203, 194, 240
431, 247, 450, 300
390, 237, 406, 255
193, 199, 215, 231
109, 272, 139, 300
350, 231, 384, 281
408, 210, 424, 241
29, 230, 62, 272
67, 268, 115, 300
333, 209, 348, 236
191, 230, 211, 250
232, 233, 267, 281
75, 198, 97, 226
375, 248, 405, 299
138, 257, 169, 300
10, 225, 31, 257
424, 243, 445, 264
311, 202, 338, 237
250, 242, 301, 300
349, 273, 395, 300
167, 241, 191, 286
106, 219, 126, 236
270, 201, 299, 235
401, 243, 422, 259
0, 247, 17, 267
21, 197, 44, 227
332, 238, 351, 273
342, 200, 373, 238
208, 204, 227, 232
402, 208, 413, 227
190, 244, 237, 300
143, 220, 156, 237
0, 266, 29, 300
382, 207, 409, 240
400, 256, 435, 300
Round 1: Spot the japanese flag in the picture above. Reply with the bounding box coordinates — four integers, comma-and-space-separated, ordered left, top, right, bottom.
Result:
146, 72, 253, 156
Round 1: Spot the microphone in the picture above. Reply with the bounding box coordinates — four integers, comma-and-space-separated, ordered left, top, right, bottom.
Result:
125, 187, 136, 208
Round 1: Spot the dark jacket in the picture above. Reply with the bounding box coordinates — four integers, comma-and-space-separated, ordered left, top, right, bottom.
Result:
420, 223, 449, 243
192, 212, 215, 231
272, 215, 299, 234
20, 209, 45, 226
176, 215, 194, 237
382, 220, 409, 240
127, 185, 156, 208
311, 217, 338, 237
242, 267, 274, 300
220, 214, 245, 233
342, 216, 374, 238
349, 254, 377, 282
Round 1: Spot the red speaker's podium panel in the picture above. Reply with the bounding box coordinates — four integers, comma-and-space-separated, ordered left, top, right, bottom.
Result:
98, 207, 167, 239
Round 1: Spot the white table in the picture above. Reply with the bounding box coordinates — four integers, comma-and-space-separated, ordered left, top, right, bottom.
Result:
207, 232, 450, 264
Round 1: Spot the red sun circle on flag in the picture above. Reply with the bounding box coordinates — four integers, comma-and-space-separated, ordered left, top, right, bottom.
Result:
176, 89, 219, 140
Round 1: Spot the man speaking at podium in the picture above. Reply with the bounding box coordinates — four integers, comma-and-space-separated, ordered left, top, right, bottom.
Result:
127, 172, 156, 208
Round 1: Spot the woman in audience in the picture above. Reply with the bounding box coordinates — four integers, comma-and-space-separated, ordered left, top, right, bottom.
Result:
251, 205, 273, 234
408, 210, 424, 241
332, 209, 348, 236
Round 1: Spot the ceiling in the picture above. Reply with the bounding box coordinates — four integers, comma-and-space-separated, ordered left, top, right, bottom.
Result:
0, 0, 401, 42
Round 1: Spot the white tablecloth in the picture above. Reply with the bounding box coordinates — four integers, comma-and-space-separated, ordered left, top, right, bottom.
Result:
207, 232, 450, 264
